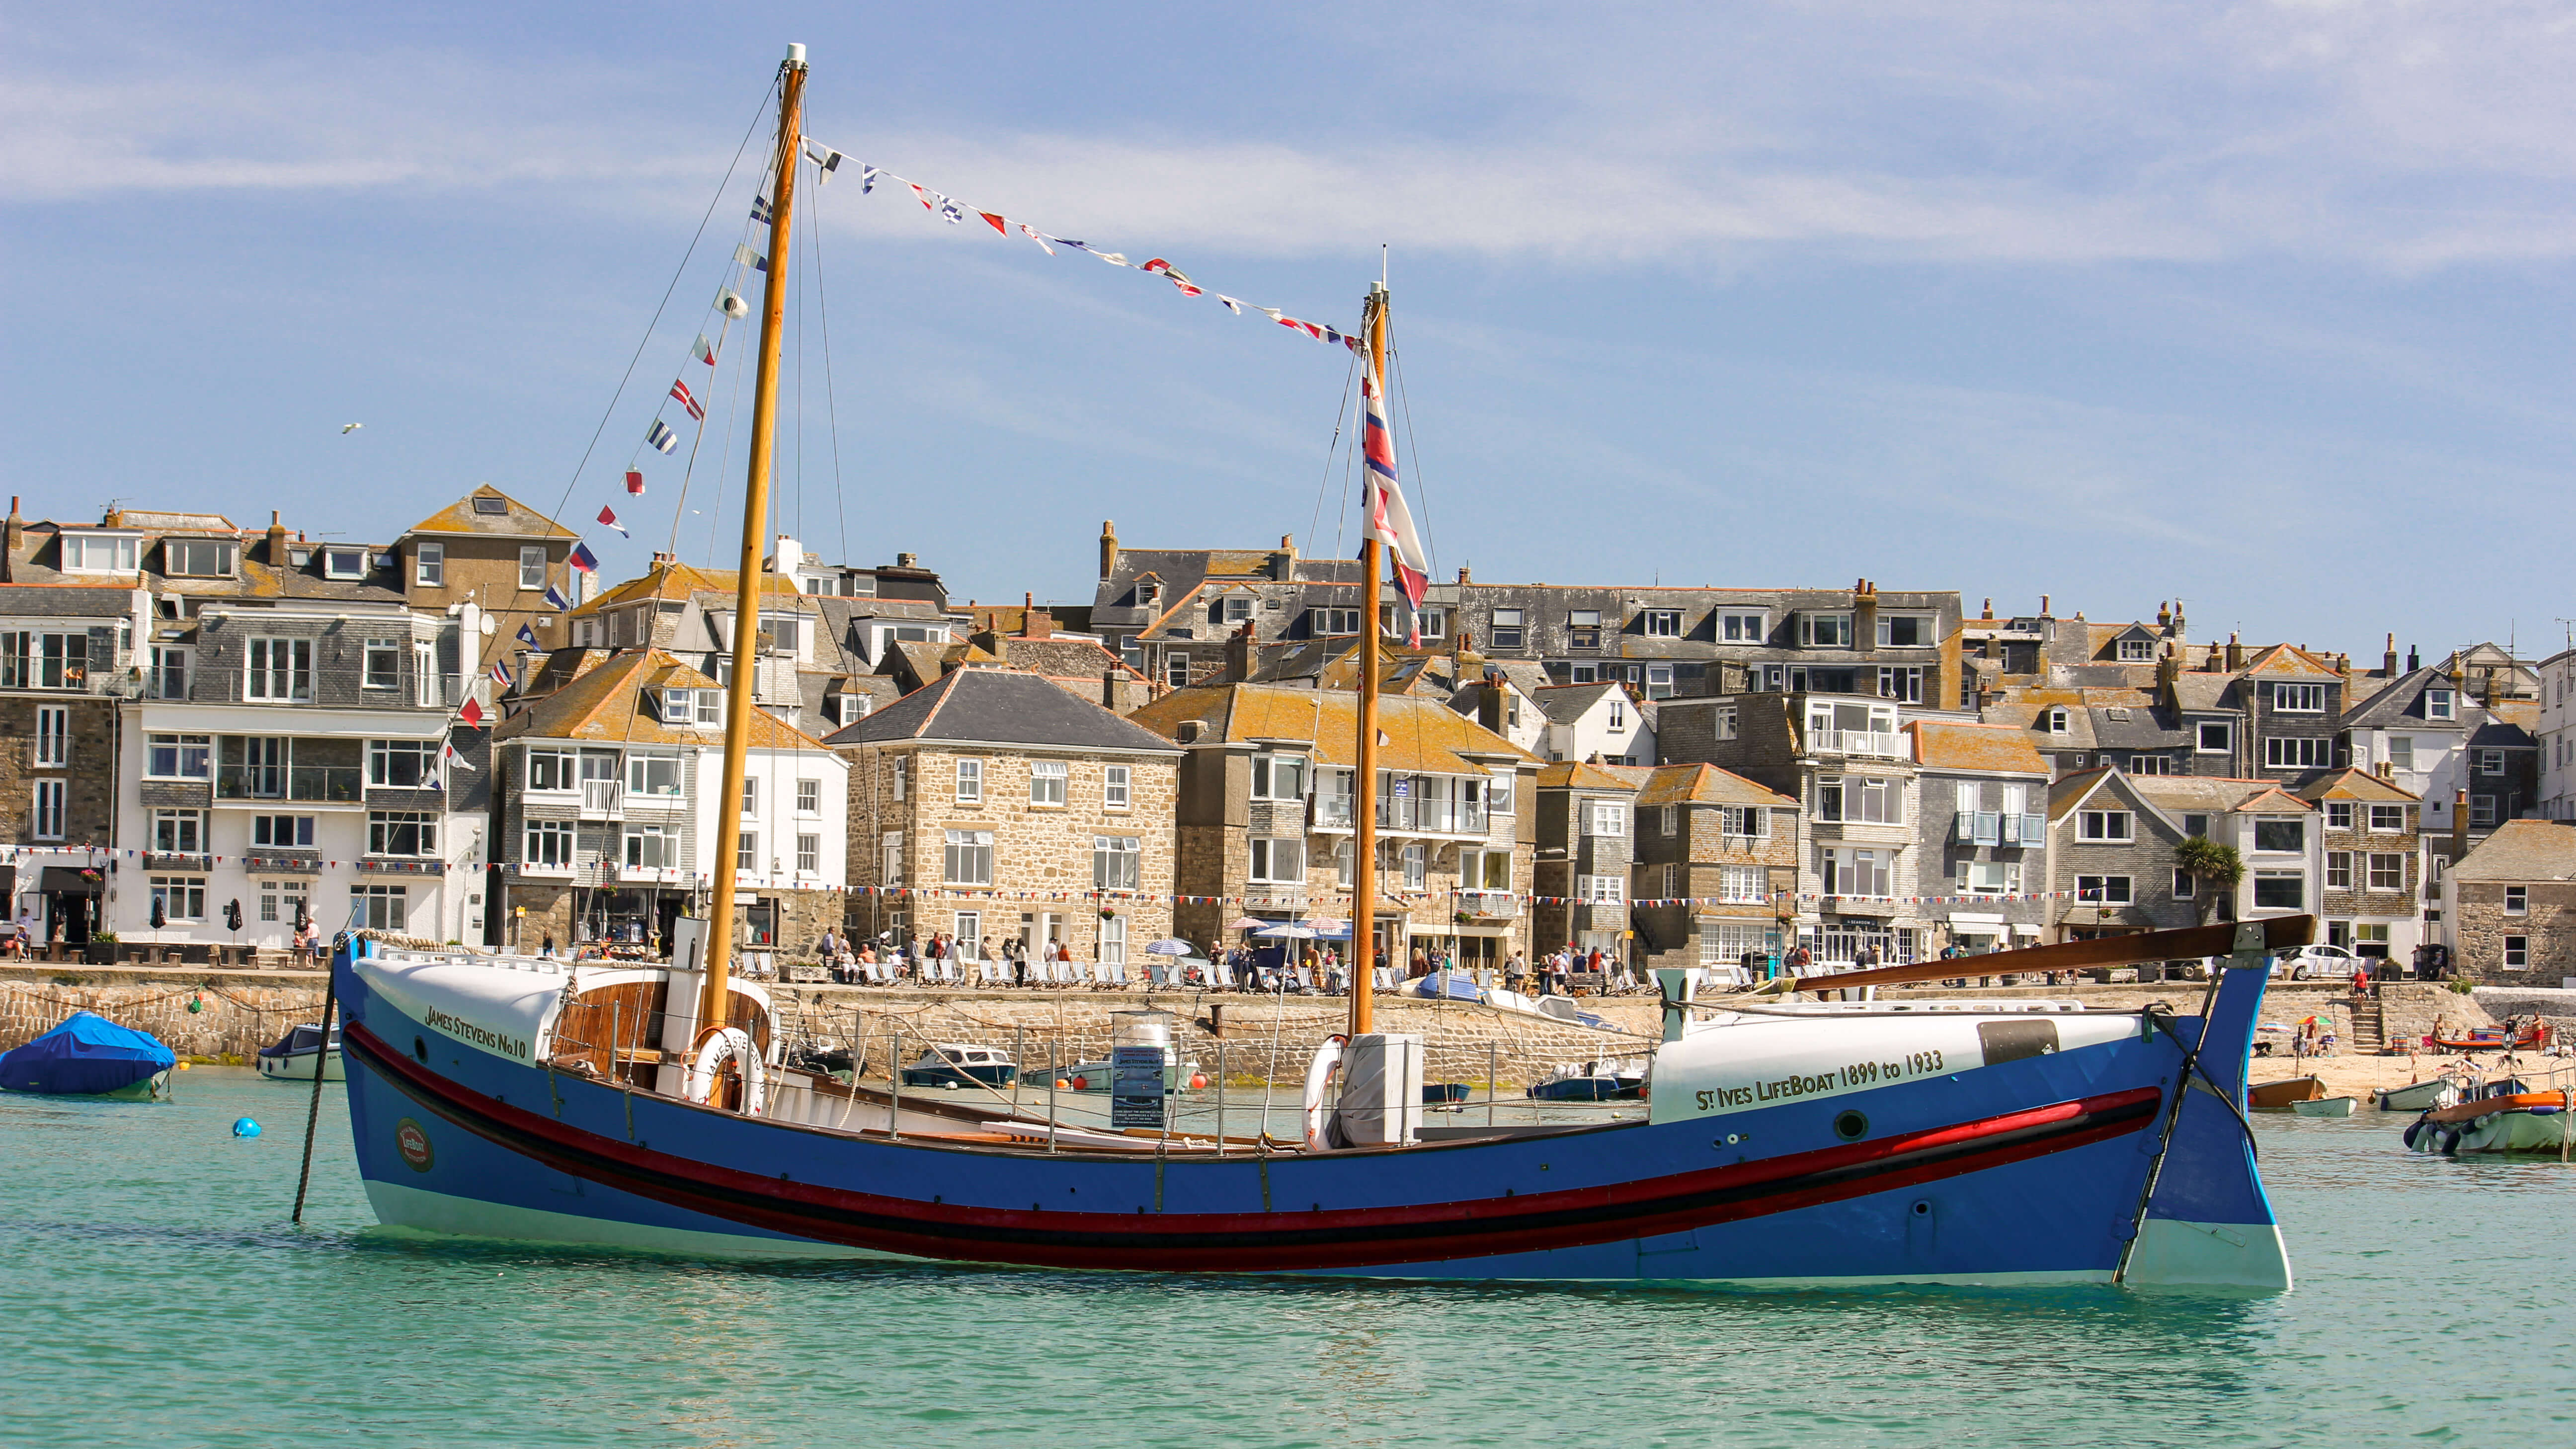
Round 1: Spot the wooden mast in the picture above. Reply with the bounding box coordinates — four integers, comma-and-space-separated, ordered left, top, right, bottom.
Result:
699, 44, 806, 1047
1350, 282, 1389, 1042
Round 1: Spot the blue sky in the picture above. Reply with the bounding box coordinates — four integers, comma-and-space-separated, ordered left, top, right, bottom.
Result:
6, 2, 2574, 661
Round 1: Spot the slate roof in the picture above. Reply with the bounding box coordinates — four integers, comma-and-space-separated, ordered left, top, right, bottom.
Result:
1632, 762, 1796, 809
1533, 680, 1623, 724
2340, 667, 2462, 730
493, 648, 826, 750
572, 561, 801, 616
2451, 819, 2576, 882
2168, 673, 2243, 713
827, 665, 1178, 754
1907, 720, 2050, 776
0, 583, 141, 619
1127, 682, 1536, 775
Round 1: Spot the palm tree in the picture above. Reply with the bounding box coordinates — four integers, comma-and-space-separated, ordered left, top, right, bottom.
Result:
2174, 836, 2244, 925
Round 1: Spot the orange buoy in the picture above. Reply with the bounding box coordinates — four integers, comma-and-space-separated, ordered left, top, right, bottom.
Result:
1189, 1073, 1208, 1089
1053, 1078, 1071, 1089
1072, 1075, 1088, 1091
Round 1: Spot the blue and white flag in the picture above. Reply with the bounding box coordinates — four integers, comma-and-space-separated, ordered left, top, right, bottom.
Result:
569, 542, 599, 574
597, 504, 628, 539
515, 623, 539, 647
733, 242, 768, 273
750, 193, 774, 225
645, 418, 678, 454
543, 583, 571, 612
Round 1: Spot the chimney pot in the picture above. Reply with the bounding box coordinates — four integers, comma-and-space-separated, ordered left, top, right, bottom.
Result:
2040, 594, 2052, 616
895, 552, 918, 569
1099, 520, 1119, 580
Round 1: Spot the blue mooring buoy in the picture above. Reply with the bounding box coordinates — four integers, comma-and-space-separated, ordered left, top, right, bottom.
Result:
232, 1117, 261, 1138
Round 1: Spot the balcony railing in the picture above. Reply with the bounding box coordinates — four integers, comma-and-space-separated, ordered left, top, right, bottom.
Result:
1955, 810, 2001, 845
1810, 729, 1907, 759
581, 779, 625, 817
2001, 811, 2046, 846
1457, 889, 1522, 918
214, 765, 363, 803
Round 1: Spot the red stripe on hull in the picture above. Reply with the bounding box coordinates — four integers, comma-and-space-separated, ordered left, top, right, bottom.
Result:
348, 1021, 2157, 1272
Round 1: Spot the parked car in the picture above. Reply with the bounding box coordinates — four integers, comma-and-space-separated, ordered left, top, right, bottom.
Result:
2270, 943, 2362, 980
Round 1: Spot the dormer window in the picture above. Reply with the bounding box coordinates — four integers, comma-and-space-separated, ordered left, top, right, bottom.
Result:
2047, 707, 2070, 734
163, 538, 236, 578
1138, 581, 1163, 609
323, 548, 367, 579
60, 533, 140, 573
2118, 639, 2153, 661
2426, 689, 2455, 721
663, 687, 720, 724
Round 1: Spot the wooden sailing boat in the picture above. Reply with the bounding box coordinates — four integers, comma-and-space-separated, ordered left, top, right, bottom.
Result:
325, 45, 2308, 1288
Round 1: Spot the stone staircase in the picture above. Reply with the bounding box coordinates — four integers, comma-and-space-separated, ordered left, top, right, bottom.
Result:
2350, 995, 2387, 1054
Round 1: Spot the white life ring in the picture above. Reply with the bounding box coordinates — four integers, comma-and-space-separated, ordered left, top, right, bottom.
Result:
1301, 1034, 1348, 1152
686, 1027, 768, 1115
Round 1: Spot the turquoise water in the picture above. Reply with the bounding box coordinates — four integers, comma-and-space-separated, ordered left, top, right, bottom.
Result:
4, 1069, 2574, 1449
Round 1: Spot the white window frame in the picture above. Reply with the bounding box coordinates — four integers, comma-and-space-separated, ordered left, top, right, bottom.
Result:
1578, 873, 1624, 904
2325, 851, 2353, 890
519, 546, 548, 591
1643, 609, 1682, 639
32, 779, 65, 840
1801, 612, 1853, 648
244, 637, 313, 702
1719, 612, 1766, 643
955, 757, 983, 804
2263, 736, 2329, 769
2504, 934, 2529, 968
2076, 874, 2132, 905
2504, 885, 2528, 916
523, 818, 575, 870
1104, 764, 1131, 811
942, 829, 993, 886
1030, 759, 1068, 807
2368, 804, 2406, 833
2367, 853, 2405, 891
1719, 864, 1766, 903
350, 883, 407, 932
147, 732, 211, 780
2272, 682, 2327, 713
2324, 801, 2353, 830
625, 823, 679, 870
2425, 689, 2455, 721
2253, 870, 2305, 910
1248, 837, 1306, 885
2117, 638, 2154, 662
795, 833, 820, 875
880, 830, 903, 886
1584, 800, 1628, 837
413, 543, 444, 587
1489, 608, 1525, 649
151, 875, 207, 922
367, 810, 438, 858
2078, 809, 2134, 842
33, 705, 67, 768
1875, 613, 1933, 648
1093, 835, 1142, 890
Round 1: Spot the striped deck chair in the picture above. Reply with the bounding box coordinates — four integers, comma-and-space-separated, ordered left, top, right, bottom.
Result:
1210, 959, 1235, 990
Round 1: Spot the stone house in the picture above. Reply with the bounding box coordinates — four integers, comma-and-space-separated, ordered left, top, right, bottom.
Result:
2048, 772, 2320, 939
1448, 660, 1550, 757
829, 665, 1178, 969
1657, 689, 1927, 965
2294, 767, 2425, 964
1531, 680, 1654, 765
1126, 682, 1539, 970
396, 484, 583, 670
1531, 761, 1642, 964
489, 647, 847, 958
0, 580, 147, 944
1089, 525, 1390, 690
2440, 818, 2576, 982
1907, 720, 2053, 953
1624, 763, 1799, 977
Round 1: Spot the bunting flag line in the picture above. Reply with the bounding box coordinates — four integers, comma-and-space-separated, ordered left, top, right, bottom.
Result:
441, 740, 475, 773
515, 623, 539, 647
751, 193, 774, 225
569, 542, 600, 574
804, 140, 843, 180
718, 287, 749, 319
669, 378, 705, 421
543, 583, 571, 612
459, 697, 485, 727
1360, 349, 1432, 636
847, 164, 1357, 352
625, 469, 647, 495
692, 333, 718, 366
733, 242, 768, 273
489, 661, 514, 686
645, 419, 678, 454
597, 505, 628, 539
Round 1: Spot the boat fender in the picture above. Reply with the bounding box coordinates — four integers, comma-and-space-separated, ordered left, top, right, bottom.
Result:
1302, 1034, 1349, 1153
686, 1027, 768, 1115
2402, 1118, 2425, 1151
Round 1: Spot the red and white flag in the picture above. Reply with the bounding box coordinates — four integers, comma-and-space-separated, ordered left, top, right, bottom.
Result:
625, 470, 645, 495
692, 333, 717, 366
1359, 349, 1430, 639
597, 505, 628, 539
669, 379, 704, 421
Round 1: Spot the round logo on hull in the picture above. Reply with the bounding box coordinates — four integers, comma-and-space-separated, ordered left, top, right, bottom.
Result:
396, 1117, 434, 1173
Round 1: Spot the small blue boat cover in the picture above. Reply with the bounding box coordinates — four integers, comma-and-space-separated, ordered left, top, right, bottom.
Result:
0, 1011, 176, 1095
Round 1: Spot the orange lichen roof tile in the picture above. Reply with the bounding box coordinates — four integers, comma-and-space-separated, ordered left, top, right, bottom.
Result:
1633, 762, 1795, 808
570, 562, 799, 616
1536, 761, 1638, 792
405, 484, 577, 539
2244, 644, 2339, 676
1202, 551, 1276, 576
2294, 767, 2422, 803
494, 648, 826, 749
1127, 683, 1533, 774
1906, 720, 2052, 775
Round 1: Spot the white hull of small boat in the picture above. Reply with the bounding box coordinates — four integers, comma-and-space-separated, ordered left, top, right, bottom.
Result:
2375, 1080, 2455, 1112
257, 1046, 343, 1082
2291, 1095, 2357, 1118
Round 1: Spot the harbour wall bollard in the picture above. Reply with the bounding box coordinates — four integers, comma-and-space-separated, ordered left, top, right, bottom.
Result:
0, 969, 327, 1059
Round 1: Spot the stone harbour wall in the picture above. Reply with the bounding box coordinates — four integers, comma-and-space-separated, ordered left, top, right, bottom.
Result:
0, 967, 327, 1058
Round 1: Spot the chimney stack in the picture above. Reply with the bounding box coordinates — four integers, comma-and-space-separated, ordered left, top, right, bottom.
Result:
1980, 598, 1993, 620
2384, 634, 2399, 678
2226, 632, 2244, 671
3, 495, 20, 556
2454, 788, 2470, 859
1102, 668, 1121, 712
2039, 594, 2052, 619
894, 552, 918, 569
266, 510, 289, 565
1224, 621, 1254, 683
1099, 520, 1119, 581
2407, 645, 2420, 672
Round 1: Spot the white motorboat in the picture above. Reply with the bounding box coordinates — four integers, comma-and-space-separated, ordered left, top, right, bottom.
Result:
256, 1022, 343, 1081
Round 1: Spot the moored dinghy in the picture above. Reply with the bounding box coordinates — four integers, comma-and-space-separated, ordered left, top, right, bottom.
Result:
2375, 1077, 2458, 1113
256, 1021, 343, 1081
2290, 1095, 2357, 1118
0, 1012, 176, 1099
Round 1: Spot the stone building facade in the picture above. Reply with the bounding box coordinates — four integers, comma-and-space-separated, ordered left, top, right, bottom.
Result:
832, 666, 1178, 968
2297, 767, 2425, 963
1127, 682, 1539, 971
1907, 720, 2053, 953
2440, 818, 2576, 981
1532, 762, 1641, 964
1624, 763, 1800, 977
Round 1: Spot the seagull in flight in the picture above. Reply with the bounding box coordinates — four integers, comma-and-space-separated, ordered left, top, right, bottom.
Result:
341, 422, 363, 434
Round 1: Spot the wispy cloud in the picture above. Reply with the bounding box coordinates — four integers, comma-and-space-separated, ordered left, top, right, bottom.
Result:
15, 3, 2576, 271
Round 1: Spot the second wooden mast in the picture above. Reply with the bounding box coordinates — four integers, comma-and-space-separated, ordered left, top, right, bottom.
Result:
1349, 282, 1390, 1042
699, 44, 807, 1046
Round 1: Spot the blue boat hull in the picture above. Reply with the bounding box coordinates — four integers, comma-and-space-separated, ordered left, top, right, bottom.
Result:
336, 948, 2287, 1287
